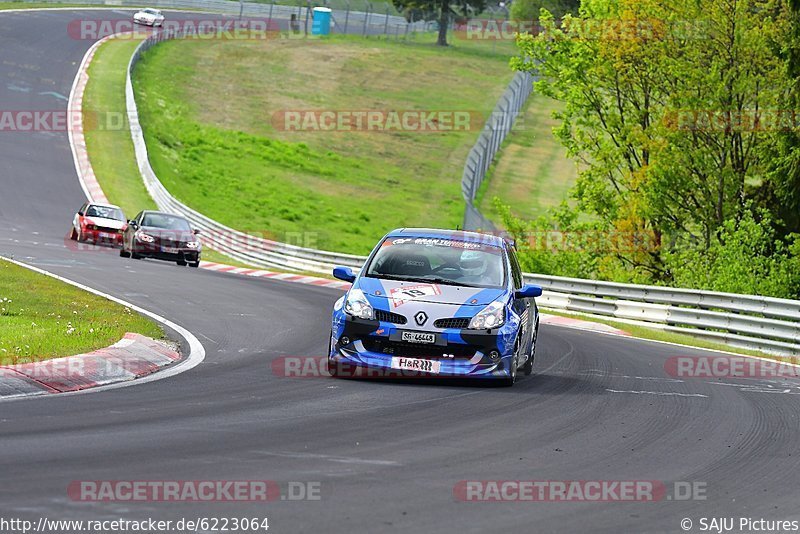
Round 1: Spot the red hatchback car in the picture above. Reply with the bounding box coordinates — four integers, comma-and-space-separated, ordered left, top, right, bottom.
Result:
70, 202, 127, 247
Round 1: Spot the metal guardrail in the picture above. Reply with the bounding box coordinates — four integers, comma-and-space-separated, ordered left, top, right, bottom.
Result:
461, 71, 534, 231
124, 29, 800, 357
526, 274, 800, 356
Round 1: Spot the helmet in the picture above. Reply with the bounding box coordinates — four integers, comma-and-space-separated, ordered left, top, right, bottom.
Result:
459, 250, 487, 277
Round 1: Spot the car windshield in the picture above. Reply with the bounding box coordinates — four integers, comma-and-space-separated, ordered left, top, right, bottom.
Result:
141, 213, 192, 231
86, 205, 124, 221
143, 9, 159, 14
365, 236, 506, 288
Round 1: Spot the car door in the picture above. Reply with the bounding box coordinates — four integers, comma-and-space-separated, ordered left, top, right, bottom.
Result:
507, 246, 533, 355
74, 203, 87, 232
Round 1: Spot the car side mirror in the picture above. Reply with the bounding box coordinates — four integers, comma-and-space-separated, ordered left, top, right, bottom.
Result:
193, 229, 201, 235
333, 266, 356, 283
128, 220, 137, 227
515, 284, 542, 299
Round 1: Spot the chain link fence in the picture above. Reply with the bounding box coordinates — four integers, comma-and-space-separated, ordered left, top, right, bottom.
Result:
461, 70, 535, 231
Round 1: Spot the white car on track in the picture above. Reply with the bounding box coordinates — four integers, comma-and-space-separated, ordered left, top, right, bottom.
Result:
133, 8, 165, 27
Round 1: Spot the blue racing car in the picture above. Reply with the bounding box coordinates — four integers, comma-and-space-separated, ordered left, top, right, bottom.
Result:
329, 228, 542, 386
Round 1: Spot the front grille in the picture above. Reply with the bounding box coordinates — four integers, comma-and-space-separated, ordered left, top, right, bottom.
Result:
375, 310, 407, 324
362, 338, 477, 360
97, 226, 121, 233
433, 317, 470, 329
156, 237, 185, 248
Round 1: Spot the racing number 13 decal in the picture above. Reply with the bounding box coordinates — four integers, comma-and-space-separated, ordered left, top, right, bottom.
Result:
390, 284, 442, 308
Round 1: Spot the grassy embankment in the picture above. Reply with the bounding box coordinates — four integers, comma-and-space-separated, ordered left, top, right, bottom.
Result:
0, 259, 162, 364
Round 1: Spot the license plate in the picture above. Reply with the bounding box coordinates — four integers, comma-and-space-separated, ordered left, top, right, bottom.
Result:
401, 331, 436, 344
391, 357, 441, 374
163, 247, 179, 254
99, 232, 113, 239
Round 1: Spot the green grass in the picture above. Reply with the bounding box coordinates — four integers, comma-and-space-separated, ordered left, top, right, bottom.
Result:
83, 37, 157, 219
477, 93, 579, 222
132, 34, 518, 255
543, 309, 795, 362
0, 259, 163, 364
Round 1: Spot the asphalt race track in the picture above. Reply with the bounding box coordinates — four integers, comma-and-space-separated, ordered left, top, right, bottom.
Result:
1, 10, 799, 534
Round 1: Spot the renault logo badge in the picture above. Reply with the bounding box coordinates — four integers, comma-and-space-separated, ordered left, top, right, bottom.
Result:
414, 311, 428, 326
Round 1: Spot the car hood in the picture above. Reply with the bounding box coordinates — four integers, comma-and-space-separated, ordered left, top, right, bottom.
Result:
138, 227, 195, 241
85, 217, 125, 230
356, 277, 505, 307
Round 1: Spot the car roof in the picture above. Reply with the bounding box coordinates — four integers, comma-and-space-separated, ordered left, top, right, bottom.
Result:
140, 210, 187, 218
87, 202, 122, 210
385, 227, 506, 247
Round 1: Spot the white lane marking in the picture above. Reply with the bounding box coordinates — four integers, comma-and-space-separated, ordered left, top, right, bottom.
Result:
256, 451, 400, 466
38, 91, 67, 101
0, 257, 205, 402
605, 389, 708, 398
198, 332, 219, 345
578, 370, 684, 383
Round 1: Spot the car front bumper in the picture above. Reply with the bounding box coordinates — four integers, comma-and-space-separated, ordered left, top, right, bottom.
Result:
329, 313, 518, 380
132, 243, 200, 262
81, 228, 123, 246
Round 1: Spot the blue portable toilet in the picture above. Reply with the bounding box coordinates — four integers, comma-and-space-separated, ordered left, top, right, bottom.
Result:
311, 7, 332, 35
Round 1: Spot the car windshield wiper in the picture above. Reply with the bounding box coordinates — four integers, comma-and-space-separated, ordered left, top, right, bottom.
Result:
419, 276, 480, 287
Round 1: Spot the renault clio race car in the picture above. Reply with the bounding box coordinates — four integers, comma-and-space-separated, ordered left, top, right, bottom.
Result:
329, 228, 542, 386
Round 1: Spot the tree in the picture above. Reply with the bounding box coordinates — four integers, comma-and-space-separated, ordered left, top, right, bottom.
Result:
510, 0, 792, 281
510, 0, 579, 23
393, 0, 486, 45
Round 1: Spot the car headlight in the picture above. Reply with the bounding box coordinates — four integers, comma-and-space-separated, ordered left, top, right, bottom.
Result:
344, 288, 373, 320
136, 233, 155, 243
468, 300, 505, 330
186, 241, 200, 249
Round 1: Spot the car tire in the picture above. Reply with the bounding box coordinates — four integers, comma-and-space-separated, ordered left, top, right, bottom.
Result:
500, 339, 520, 387
522, 338, 535, 376
69, 227, 78, 241
131, 251, 142, 260
119, 245, 130, 258
190, 262, 200, 268
327, 334, 340, 378
177, 260, 187, 266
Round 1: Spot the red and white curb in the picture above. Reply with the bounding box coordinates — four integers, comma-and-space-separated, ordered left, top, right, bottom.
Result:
68, 34, 115, 204
538, 313, 630, 337
199, 261, 352, 290
0, 333, 179, 399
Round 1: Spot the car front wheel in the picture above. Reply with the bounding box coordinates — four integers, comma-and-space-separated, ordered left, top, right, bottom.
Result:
500, 338, 520, 387
327, 334, 340, 378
